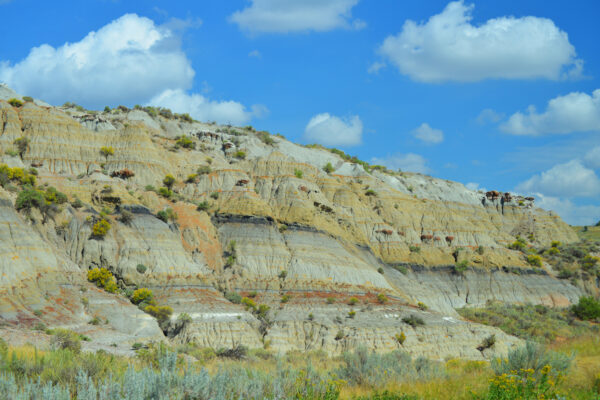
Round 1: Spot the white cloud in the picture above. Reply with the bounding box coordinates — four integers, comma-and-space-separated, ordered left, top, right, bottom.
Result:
0, 14, 195, 108
516, 160, 600, 198
229, 0, 364, 34
248, 50, 262, 58
368, 62, 386, 74
476, 108, 504, 125
303, 113, 363, 147
584, 146, 600, 169
465, 182, 487, 192
412, 123, 444, 144
377, 1, 582, 82
501, 89, 600, 135
148, 89, 267, 126
370, 153, 430, 174
535, 194, 600, 226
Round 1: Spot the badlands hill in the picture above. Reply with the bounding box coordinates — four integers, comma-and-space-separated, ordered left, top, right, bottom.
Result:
0, 85, 589, 360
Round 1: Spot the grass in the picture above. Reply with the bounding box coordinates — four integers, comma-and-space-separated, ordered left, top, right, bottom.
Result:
0, 336, 599, 399
457, 301, 598, 343
573, 225, 600, 241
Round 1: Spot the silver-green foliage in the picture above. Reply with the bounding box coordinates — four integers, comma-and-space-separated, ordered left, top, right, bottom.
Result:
335, 346, 443, 387
0, 351, 341, 399
491, 341, 573, 377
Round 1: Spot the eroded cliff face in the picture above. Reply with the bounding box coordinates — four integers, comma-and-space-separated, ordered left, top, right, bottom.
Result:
0, 92, 583, 359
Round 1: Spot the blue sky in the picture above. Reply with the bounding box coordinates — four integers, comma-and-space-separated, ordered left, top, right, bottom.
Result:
1, 0, 599, 225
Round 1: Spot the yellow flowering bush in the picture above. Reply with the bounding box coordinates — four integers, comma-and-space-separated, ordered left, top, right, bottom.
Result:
92, 219, 111, 239
87, 267, 118, 293
132, 288, 153, 304
483, 365, 562, 399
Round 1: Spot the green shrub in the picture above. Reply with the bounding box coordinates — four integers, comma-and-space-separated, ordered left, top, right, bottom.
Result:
571, 296, 600, 320
196, 200, 210, 211
156, 208, 177, 223
175, 135, 195, 149
13, 137, 29, 157
323, 162, 335, 174
377, 267, 384, 274
348, 297, 358, 306
177, 312, 192, 325
185, 173, 198, 183
402, 315, 424, 327
294, 169, 303, 178
278, 270, 287, 279
454, 260, 469, 274
136, 264, 147, 274
234, 151, 246, 159
197, 165, 211, 175
163, 174, 176, 189
281, 294, 290, 303
256, 131, 274, 145
417, 302, 428, 311
348, 310, 356, 318
50, 329, 81, 353
91, 219, 111, 238
210, 192, 219, 200
479, 334, 496, 350
509, 236, 527, 251
158, 187, 173, 198
22, 96, 34, 102
8, 98, 23, 107
71, 198, 84, 208
526, 254, 542, 267
377, 293, 388, 304
327, 297, 335, 304
119, 210, 133, 225
365, 189, 377, 196
225, 292, 242, 304
408, 246, 420, 253
15, 188, 44, 211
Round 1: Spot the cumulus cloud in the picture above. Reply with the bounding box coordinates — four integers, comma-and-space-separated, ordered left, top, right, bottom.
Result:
367, 62, 386, 74
303, 113, 363, 147
516, 160, 600, 198
584, 146, 600, 169
476, 109, 504, 125
377, 1, 582, 82
501, 89, 600, 135
0, 14, 195, 108
148, 89, 267, 126
229, 0, 365, 34
412, 123, 444, 144
0, 13, 265, 125
370, 153, 430, 174
535, 194, 600, 226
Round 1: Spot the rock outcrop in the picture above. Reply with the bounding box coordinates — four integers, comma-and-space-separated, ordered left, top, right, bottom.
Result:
0, 90, 584, 359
